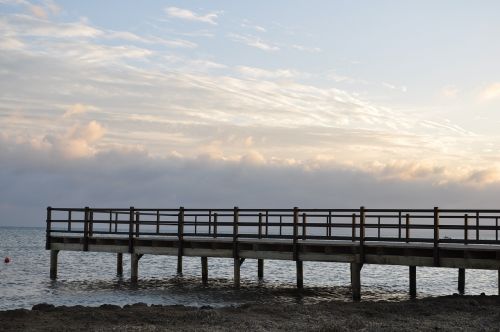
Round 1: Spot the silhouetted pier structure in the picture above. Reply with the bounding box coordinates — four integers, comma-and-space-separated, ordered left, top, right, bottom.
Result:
46, 207, 500, 300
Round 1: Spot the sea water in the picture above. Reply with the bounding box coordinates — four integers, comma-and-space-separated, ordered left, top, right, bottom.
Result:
0, 227, 498, 310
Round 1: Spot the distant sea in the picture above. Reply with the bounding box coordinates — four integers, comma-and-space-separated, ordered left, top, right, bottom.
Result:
0, 227, 498, 310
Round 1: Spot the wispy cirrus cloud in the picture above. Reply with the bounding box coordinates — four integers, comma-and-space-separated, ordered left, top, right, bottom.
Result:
165, 6, 219, 25
228, 33, 279, 51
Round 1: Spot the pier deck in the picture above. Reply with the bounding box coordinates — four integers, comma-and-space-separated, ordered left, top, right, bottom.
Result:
46, 207, 500, 300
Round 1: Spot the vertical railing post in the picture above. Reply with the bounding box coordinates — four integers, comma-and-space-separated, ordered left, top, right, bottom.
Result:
293, 207, 299, 261
128, 207, 134, 253
359, 206, 365, 264
405, 214, 410, 242
233, 207, 239, 258
89, 210, 94, 237
351, 213, 356, 241
135, 211, 140, 237
464, 214, 469, 244
433, 207, 440, 266
258, 212, 263, 239
68, 210, 72, 232
45, 206, 52, 250
476, 211, 480, 242
328, 211, 332, 238
377, 216, 381, 239
208, 210, 212, 235
265, 210, 269, 237
114, 212, 118, 233
398, 211, 402, 240
213, 212, 218, 238
302, 213, 307, 240
109, 211, 112, 233
177, 207, 184, 275
83, 206, 89, 251
156, 210, 160, 234
233, 207, 240, 288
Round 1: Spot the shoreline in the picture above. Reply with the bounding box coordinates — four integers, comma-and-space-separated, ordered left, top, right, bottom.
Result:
1, 295, 499, 331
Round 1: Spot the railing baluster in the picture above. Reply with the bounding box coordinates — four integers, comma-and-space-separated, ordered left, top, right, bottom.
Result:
377, 216, 381, 239
476, 211, 480, 241
194, 215, 198, 235
114, 212, 118, 233
265, 210, 269, 237
496, 217, 499, 242
279, 215, 282, 236
328, 211, 332, 238
433, 207, 440, 266
405, 213, 410, 243
109, 211, 112, 233
68, 210, 72, 232
135, 211, 140, 237
464, 214, 468, 244
45, 206, 52, 250
351, 213, 356, 241
258, 213, 262, 239
398, 211, 402, 240
302, 213, 307, 240
128, 207, 134, 253
208, 210, 212, 235
156, 210, 160, 234
213, 212, 218, 238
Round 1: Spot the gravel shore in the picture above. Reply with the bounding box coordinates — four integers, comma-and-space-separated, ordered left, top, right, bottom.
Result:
1, 295, 499, 331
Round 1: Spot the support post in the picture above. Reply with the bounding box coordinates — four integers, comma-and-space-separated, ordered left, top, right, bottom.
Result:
296, 260, 303, 289
409, 266, 416, 298
234, 258, 240, 288
45, 207, 52, 250
117, 253, 123, 276
458, 268, 465, 294
433, 207, 440, 266
350, 262, 361, 301
258, 259, 264, 280
177, 207, 184, 275
131, 253, 139, 283
201, 257, 208, 285
50, 250, 59, 280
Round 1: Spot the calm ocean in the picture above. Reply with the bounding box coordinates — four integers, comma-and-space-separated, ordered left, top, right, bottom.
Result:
0, 227, 498, 310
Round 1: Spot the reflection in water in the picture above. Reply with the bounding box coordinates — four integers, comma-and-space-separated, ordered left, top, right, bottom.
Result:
0, 228, 498, 310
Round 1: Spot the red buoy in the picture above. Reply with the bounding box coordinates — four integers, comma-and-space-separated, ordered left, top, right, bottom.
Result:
4, 257, 10, 264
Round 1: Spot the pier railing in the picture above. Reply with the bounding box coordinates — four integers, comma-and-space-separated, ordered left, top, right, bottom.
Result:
46, 207, 500, 250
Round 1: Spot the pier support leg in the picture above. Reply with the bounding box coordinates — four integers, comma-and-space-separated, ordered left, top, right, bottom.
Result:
296, 261, 303, 289
258, 259, 264, 281
201, 257, 208, 285
50, 250, 59, 280
234, 258, 240, 288
409, 266, 416, 298
458, 268, 465, 294
117, 253, 123, 276
131, 253, 139, 283
350, 263, 361, 301
177, 255, 183, 275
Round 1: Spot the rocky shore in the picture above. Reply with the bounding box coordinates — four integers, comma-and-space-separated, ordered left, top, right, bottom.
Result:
1, 295, 499, 331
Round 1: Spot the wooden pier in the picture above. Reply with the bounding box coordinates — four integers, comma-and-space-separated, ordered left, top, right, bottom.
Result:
46, 207, 500, 300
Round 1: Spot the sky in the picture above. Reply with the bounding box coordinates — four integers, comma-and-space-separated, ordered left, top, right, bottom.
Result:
1, 1, 500, 226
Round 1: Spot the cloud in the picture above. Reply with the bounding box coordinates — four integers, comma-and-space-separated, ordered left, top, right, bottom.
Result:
28, 5, 48, 19
228, 33, 279, 51
3, 137, 500, 227
236, 66, 298, 79
291, 44, 321, 53
165, 7, 218, 25
479, 82, 500, 101
63, 103, 98, 117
